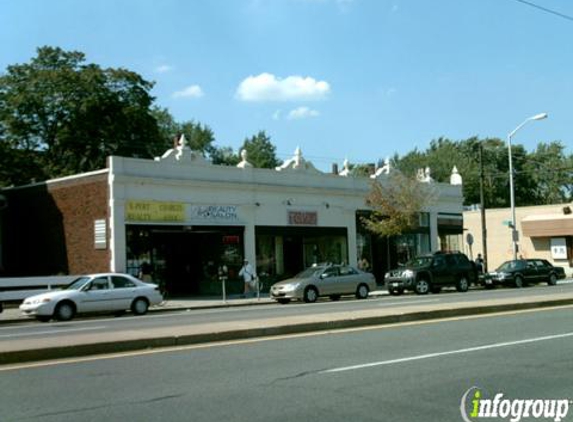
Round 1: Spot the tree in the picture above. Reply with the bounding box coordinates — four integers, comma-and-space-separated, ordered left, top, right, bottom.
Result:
0, 46, 165, 184
392, 136, 572, 208
239, 131, 280, 169
363, 172, 437, 237
179, 120, 216, 157
211, 146, 240, 166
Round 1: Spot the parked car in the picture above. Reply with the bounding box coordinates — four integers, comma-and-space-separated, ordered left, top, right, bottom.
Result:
270, 264, 377, 304
484, 259, 566, 288
19, 273, 163, 322
384, 251, 478, 295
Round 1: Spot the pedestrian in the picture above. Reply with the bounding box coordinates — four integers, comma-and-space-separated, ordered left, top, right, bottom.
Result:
475, 254, 484, 274
139, 261, 153, 283
238, 259, 256, 298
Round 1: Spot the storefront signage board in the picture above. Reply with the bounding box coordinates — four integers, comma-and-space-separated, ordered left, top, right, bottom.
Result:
126, 200, 185, 222
190, 205, 239, 222
288, 211, 318, 226
550, 237, 567, 260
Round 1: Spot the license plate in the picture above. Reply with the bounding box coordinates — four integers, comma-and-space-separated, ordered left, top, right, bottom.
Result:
392, 282, 399, 287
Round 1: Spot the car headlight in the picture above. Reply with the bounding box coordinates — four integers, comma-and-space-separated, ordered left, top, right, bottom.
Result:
282, 283, 300, 292
384, 272, 390, 279
30, 298, 51, 305
402, 270, 414, 278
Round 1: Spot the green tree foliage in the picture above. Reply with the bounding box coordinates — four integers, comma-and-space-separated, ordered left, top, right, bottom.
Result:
0, 46, 166, 185
393, 137, 573, 207
211, 146, 240, 166
239, 131, 280, 169
364, 172, 437, 237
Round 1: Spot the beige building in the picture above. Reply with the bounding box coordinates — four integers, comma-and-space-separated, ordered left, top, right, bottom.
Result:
463, 204, 573, 276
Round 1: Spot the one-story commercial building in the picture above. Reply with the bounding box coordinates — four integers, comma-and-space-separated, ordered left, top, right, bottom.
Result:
463, 204, 573, 276
0, 138, 465, 295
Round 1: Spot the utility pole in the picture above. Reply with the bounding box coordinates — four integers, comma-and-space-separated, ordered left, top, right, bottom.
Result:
479, 143, 488, 272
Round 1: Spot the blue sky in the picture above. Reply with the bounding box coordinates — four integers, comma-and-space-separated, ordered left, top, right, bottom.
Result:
2, 0, 572, 170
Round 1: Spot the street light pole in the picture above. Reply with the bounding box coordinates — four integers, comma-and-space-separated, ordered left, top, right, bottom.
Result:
507, 112, 548, 260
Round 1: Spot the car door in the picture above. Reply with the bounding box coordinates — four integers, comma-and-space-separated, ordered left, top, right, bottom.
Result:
533, 260, 549, 283
431, 255, 451, 286
81, 276, 113, 313
110, 275, 139, 310
338, 265, 360, 294
523, 260, 539, 283
319, 267, 340, 295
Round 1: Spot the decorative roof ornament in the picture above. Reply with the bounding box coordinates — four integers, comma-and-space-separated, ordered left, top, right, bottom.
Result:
275, 147, 321, 174
154, 134, 210, 165
417, 166, 434, 183
339, 158, 352, 177
450, 166, 463, 185
370, 157, 392, 179
237, 149, 253, 169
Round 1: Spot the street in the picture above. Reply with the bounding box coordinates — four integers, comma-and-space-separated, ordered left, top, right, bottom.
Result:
1, 305, 573, 421
2, 283, 573, 367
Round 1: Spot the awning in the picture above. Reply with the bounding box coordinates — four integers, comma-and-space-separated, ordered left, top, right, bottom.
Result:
521, 213, 573, 237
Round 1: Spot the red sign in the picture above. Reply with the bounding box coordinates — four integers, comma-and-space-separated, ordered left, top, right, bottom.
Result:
222, 235, 240, 244
288, 211, 318, 226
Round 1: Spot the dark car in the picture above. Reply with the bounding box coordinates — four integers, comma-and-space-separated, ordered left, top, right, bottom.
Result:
484, 259, 566, 288
384, 251, 478, 295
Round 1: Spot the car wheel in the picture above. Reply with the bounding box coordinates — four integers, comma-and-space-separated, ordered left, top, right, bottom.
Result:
514, 275, 524, 288
456, 276, 469, 292
329, 295, 341, 301
131, 297, 149, 315
548, 273, 557, 286
54, 301, 75, 321
303, 286, 318, 303
277, 298, 291, 305
389, 288, 403, 296
414, 279, 430, 295
356, 284, 369, 299
36, 315, 51, 322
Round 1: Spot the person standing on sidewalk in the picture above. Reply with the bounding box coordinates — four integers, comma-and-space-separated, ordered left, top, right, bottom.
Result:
238, 259, 256, 298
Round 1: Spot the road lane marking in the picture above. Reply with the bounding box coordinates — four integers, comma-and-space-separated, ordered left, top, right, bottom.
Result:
2, 305, 573, 372
321, 331, 573, 374
0, 326, 106, 339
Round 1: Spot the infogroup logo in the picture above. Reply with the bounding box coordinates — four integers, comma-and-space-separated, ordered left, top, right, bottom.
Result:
460, 387, 571, 422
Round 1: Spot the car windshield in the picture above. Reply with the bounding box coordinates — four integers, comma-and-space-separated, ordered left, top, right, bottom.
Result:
405, 257, 433, 267
64, 277, 92, 290
294, 266, 328, 279
497, 261, 524, 271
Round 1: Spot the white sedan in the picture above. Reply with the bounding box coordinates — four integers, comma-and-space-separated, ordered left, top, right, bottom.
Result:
20, 273, 163, 322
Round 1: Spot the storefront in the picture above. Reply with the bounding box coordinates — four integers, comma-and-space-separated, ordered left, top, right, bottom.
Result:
1, 138, 465, 294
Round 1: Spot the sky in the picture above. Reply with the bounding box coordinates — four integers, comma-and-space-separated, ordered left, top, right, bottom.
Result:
1, 0, 572, 171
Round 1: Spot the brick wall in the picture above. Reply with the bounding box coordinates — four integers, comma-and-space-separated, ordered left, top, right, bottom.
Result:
3, 172, 110, 276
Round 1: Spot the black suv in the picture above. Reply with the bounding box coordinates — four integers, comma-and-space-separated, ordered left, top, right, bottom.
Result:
384, 251, 477, 295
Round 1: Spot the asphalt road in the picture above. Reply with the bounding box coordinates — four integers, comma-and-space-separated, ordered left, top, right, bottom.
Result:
2, 305, 573, 422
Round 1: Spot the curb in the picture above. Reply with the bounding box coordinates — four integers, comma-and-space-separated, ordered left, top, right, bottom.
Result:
2, 297, 573, 366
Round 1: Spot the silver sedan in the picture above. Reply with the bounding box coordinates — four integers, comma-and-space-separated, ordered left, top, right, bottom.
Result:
270, 264, 377, 304
20, 273, 163, 322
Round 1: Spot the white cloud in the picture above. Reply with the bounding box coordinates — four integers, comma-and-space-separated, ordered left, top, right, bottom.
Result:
287, 106, 320, 120
236, 73, 331, 102
155, 64, 173, 73
172, 85, 204, 99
